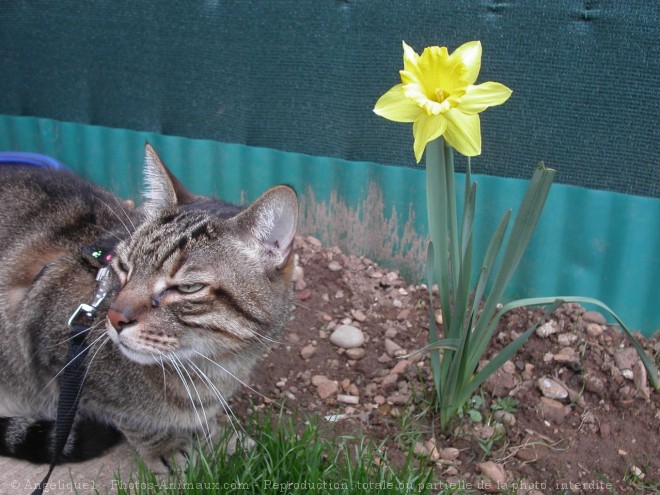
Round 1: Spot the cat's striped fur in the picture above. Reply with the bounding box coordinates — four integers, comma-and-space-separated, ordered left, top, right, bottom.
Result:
0, 145, 297, 470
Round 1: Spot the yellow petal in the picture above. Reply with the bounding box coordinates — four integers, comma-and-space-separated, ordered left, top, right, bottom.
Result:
412, 113, 447, 162
402, 41, 420, 72
451, 41, 482, 85
418, 45, 467, 98
443, 109, 481, 156
460, 82, 512, 114
374, 84, 422, 123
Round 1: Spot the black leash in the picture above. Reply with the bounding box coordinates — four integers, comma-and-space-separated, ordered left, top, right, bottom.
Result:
31, 266, 112, 495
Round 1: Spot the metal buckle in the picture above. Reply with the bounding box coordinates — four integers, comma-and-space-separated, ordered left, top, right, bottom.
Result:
67, 266, 113, 332
67, 303, 98, 331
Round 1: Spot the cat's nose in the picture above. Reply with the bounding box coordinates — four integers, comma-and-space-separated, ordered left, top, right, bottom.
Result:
107, 308, 135, 332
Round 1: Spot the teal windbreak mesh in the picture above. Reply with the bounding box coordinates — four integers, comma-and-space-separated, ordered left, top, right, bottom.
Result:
1, 116, 659, 334
0, 1, 658, 197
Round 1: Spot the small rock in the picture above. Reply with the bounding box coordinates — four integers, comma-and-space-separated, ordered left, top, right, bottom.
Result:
328, 261, 343, 272
630, 465, 645, 480
351, 309, 367, 322
329, 325, 364, 349
438, 447, 459, 461
291, 264, 305, 283
600, 422, 611, 437
434, 310, 443, 325
502, 360, 516, 374
316, 380, 339, 399
384, 327, 398, 338
557, 332, 578, 346
583, 374, 606, 395
373, 395, 386, 405
516, 435, 550, 462
300, 344, 316, 360
539, 397, 570, 422
413, 442, 430, 458
484, 368, 517, 397
384, 338, 404, 357
614, 348, 638, 372
621, 369, 634, 380
633, 362, 651, 400
583, 311, 607, 325
537, 377, 568, 400
586, 323, 603, 338
306, 236, 322, 247
377, 353, 392, 363
493, 410, 516, 426
553, 346, 579, 364
536, 320, 558, 338
387, 392, 409, 405
311, 375, 329, 386
396, 309, 410, 321
380, 373, 399, 391
390, 359, 411, 375
336, 394, 359, 405
478, 461, 507, 484
369, 271, 383, 279
345, 348, 366, 360
297, 288, 312, 301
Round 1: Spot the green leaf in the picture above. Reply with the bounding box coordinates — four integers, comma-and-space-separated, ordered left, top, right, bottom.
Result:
470, 163, 555, 366
458, 299, 563, 406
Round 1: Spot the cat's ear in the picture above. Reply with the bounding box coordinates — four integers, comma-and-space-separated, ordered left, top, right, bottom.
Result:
143, 143, 196, 215
238, 185, 298, 270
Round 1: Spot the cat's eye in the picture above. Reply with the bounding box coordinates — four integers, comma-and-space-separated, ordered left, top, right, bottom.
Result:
117, 260, 130, 273
176, 283, 205, 294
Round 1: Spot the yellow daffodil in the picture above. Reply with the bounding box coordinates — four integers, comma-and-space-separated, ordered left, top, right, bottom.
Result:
374, 41, 512, 162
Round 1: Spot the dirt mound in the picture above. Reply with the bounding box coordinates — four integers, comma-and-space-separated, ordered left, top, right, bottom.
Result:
231, 236, 659, 494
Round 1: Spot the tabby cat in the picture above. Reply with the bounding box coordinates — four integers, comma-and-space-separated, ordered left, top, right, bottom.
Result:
0, 144, 298, 471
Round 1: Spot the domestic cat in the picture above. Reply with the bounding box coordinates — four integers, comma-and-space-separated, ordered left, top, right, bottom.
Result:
0, 144, 298, 471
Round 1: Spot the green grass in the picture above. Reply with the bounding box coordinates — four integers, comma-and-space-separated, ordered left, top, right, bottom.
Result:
110, 410, 441, 495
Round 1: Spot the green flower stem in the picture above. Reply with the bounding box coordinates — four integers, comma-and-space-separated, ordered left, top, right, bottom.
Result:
426, 138, 452, 331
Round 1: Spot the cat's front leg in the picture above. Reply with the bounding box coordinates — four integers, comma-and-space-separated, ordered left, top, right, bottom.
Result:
119, 425, 194, 473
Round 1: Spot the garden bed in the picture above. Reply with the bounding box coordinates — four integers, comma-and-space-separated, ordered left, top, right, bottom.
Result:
229, 236, 659, 494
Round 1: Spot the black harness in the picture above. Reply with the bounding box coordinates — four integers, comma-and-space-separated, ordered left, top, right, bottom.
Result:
31, 264, 113, 495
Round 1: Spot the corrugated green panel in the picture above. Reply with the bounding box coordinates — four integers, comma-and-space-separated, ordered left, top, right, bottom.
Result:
0, 115, 658, 335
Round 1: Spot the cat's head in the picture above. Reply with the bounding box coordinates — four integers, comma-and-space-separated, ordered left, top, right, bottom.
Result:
105, 144, 298, 365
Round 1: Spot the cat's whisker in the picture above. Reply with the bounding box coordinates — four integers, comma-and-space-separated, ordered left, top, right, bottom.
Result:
94, 197, 132, 237
155, 353, 169, 393
166, 354, 211, 444
111, 193, 137, 233
42, 331, 110, 392
185, 359, 239, 455
48, 321, 104, 348
172, 354, 214, 444
76, 335, 111, 403
250, 329, 285, 347
192, 350, 283, 409
186, 358, 244, 440
88, 223, 124, 243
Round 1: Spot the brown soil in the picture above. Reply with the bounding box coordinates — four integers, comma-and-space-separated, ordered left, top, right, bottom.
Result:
230, 236, 660, 494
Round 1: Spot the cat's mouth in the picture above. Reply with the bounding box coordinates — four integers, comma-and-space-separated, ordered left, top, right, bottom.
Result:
105, 321, 181, 365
